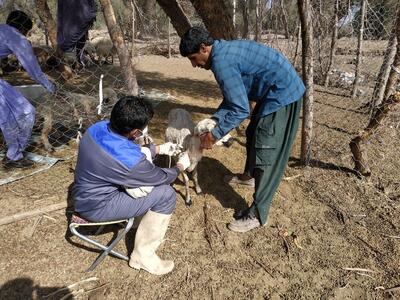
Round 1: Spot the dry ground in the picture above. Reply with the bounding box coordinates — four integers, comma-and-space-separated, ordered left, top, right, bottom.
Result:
0, 53, 399, 300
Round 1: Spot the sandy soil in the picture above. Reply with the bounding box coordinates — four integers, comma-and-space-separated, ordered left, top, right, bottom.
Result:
0, 52, 399, 300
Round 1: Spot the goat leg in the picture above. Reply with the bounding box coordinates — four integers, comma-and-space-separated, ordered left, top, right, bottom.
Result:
192, 167, 203, 195
39, 106, 54, 151
182, 171, 192, 206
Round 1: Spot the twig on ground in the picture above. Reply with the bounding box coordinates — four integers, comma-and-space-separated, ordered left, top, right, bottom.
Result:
283, 174, 302, 181
186, 264, 190, 284
338, 282, 350, 289
277, 225, 290, 257
84, 282, 111, 295
384, 285, 400, 293
203, 201, 215, 251
250, 255, 274, 278
27, 216, 42, 238
43, 277, 98, 298
342, 267, 376, 273
385, 235, 400, 239
210, 285, 215, 300
0, 202, 67, 226
43, 215, 57, 221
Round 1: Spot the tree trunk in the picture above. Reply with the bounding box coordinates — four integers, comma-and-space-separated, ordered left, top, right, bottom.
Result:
255, 0, 261, 42
298, 0, 314, 166
383, 7, 400, 102
240, 0, 249, 39
167, 18, 171, 58
190, 0, 236, 40
352, 0, 366, 98
324, 0, 339, 87
35, 0, 57, 47
141, 0, 156, 36
371, 32, 397, 108
130, 0, 136, 59
279, 0, 290, 39
293, 23, 301, 66
233, 0, 236, 30
350, 92, 400, 176
156, 0, 191, 37
350, 9, 400, 176
99, 0, 139, 96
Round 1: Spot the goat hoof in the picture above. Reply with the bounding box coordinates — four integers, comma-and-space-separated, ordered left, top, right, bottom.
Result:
185, 199, 193, 206
44, 145, 55, 152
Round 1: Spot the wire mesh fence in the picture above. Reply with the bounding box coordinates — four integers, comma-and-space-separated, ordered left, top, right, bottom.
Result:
0, 0, 399, 183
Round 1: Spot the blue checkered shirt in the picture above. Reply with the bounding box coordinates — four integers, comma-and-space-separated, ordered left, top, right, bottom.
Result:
210, 39, 305, 140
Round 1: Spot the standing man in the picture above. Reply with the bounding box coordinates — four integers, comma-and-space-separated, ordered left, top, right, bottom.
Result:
180, 27, 305, 233
0, 11, 55, 170
57, 0, 97, 66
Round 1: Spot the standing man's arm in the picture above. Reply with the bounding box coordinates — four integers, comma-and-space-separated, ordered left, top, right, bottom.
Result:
6, 28, 55, 93
209, 65, 250, 141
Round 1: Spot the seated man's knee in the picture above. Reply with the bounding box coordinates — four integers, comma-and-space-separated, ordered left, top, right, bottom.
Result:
153, 185, 176, 214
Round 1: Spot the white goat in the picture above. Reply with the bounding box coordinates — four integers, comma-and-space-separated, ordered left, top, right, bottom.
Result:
165, 108, 203, 206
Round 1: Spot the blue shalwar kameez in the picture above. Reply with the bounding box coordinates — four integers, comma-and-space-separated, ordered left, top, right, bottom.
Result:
0, 24, 54, 161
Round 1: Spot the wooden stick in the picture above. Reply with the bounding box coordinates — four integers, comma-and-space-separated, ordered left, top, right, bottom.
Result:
26, 216, 42, 238
385, 286, 400, 293
283, 174, 302, 181
342, 267, 375, 273
385, 235, 400, 239
43, 277, 98, 298
0, 202, 67, 226
250, 255, 275, 278
84, 283, 111, 294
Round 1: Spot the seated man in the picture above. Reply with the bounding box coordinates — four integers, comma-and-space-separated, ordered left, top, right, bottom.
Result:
72, 96, 190, 275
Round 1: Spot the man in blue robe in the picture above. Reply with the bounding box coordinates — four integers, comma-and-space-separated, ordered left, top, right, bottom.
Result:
0, 11, 55, 170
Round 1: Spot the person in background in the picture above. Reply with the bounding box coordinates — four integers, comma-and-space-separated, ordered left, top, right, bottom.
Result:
180, 27, 305, 233
57, 0, 97, 66
0, 10, 55, 170
72, 96, 190, 275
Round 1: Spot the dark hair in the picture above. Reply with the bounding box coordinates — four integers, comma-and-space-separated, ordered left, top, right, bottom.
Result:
179, 26, 214, 57
6, 11, 33, 34
110, 96, 154, 135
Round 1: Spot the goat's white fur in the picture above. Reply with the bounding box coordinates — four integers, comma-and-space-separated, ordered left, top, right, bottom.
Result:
165, 108, 203, 205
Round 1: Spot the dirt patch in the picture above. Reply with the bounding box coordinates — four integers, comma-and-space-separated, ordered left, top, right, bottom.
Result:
0, 53, 399, 299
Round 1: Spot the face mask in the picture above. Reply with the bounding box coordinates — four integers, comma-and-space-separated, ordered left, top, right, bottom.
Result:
133, 126, 148, 142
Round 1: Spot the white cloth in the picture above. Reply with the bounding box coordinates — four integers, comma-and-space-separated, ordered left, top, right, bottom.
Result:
158, 142, 182, 156
194, 118, 217, 135
177, 151, 191, 170
125, 147, 154, 198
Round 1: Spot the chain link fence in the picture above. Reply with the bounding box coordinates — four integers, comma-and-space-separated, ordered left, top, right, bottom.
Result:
0, 0, 399, 186
0, 1, 180, 182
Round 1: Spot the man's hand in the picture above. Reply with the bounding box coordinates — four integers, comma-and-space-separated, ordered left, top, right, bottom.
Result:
176, 151, 191, 171
200, 132, 216, 149
194, 118, 218, 135
158, 142, 182, 156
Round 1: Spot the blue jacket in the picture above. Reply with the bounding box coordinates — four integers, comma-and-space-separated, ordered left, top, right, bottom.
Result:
210, 39, 305, 140
72, 121, 179, 213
